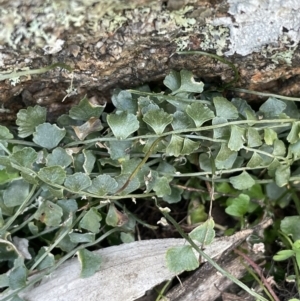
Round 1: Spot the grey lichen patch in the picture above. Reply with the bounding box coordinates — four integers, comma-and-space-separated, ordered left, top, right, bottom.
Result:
169, 6, 196, 30
173, 36, 190, 52
260, 34, 298, 66
200, 24, 230, 56
0, 0, 202, 67
0, 0, 200, 59
0, 0, 153, 51
211, 0, 300, 57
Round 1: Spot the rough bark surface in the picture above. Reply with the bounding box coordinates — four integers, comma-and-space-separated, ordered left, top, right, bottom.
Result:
1, 0, 300, 123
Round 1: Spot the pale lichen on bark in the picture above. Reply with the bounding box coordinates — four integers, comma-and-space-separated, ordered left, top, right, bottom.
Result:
0, 0, 300, 122
211, 0, 300, 57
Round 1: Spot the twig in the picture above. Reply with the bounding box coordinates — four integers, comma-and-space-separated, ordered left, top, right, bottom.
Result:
234, 249, 280, 301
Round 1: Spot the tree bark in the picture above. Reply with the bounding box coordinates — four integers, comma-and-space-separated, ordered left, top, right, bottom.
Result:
1, 0, 300, 123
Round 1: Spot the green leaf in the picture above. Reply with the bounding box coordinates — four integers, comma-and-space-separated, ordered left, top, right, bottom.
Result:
229, 171, 255, 190
87, 175, 118, 196
289, 140, 300, 159
38, 166, 66, 185
181, 138, 200, 155
120, 159, 150, 186
246, 183, 265, 200
231, 98, 256, 119
187, 200, 207, 224
3, 179, 29, 207
106, 203, 127, 227
120, 232, 135, 243
120, 158, 142, 175
57, 234, 77, 253
0, 125, 13, 140
107, 140, 132, 160
199, 153, 212, 172
107, 111, 139, 139
247, 152, 263, 168
138, 96, 160, 114
78, 249, 102, 278
273, 250, 295, 261
64, 172, 92, 192
153, 176, 171, 197
46, 147, 72, 168
166, 135, 199, 157
268, 158, 281, 177
247, 128, 262, 147
28, 222, 38, 236
213, 96, 238, 119
215, 143, 237, 170
79, 208, 102, 233
33, 123, 66, 149
275, 165, 290, 187
34, 200, 63, 227
163, 186, 183, 204
0, 273, 9, 288
165, 135, 183, 157
112, 90, 137, 114
273, 140, 286, 156
9, 158, 32, 172
115, 174, 140, 195
35, 247, 55, 270
245, 110, 257, 122
0, 156, 12, 169
216, 182, 236, 194
16, 105, 47, 138
10, 147, 37, 168
157, 161, 176, 180
212, 117, 230, 139
143, 109, 173, 134
186, 103, 215, 127
0, 169, 19, 185
259, 97, 286, 118
258, 145, 274, 165
57, 199, 78, 220
69, 232, 95, 243
228, 125, 245, 151
189, 218, 215, 245
172, 111, 193, 130
141, 103, 161, 116
8, 265, 27, 290
280, 216, 300, 241
287, 122, 300, 144
166, 245, 199, 273
20, 171, 38, 184
69, 96, 105, 121
295, 248, 300, 270
293, 240, 300, 251
264, 128, 278, 145
163, 70, 181, 92
142, 137, 165, 154
283, 99, 300, 119
225, 194, 250, 217
171, 70, 204, 95
57, 114, 79, 128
